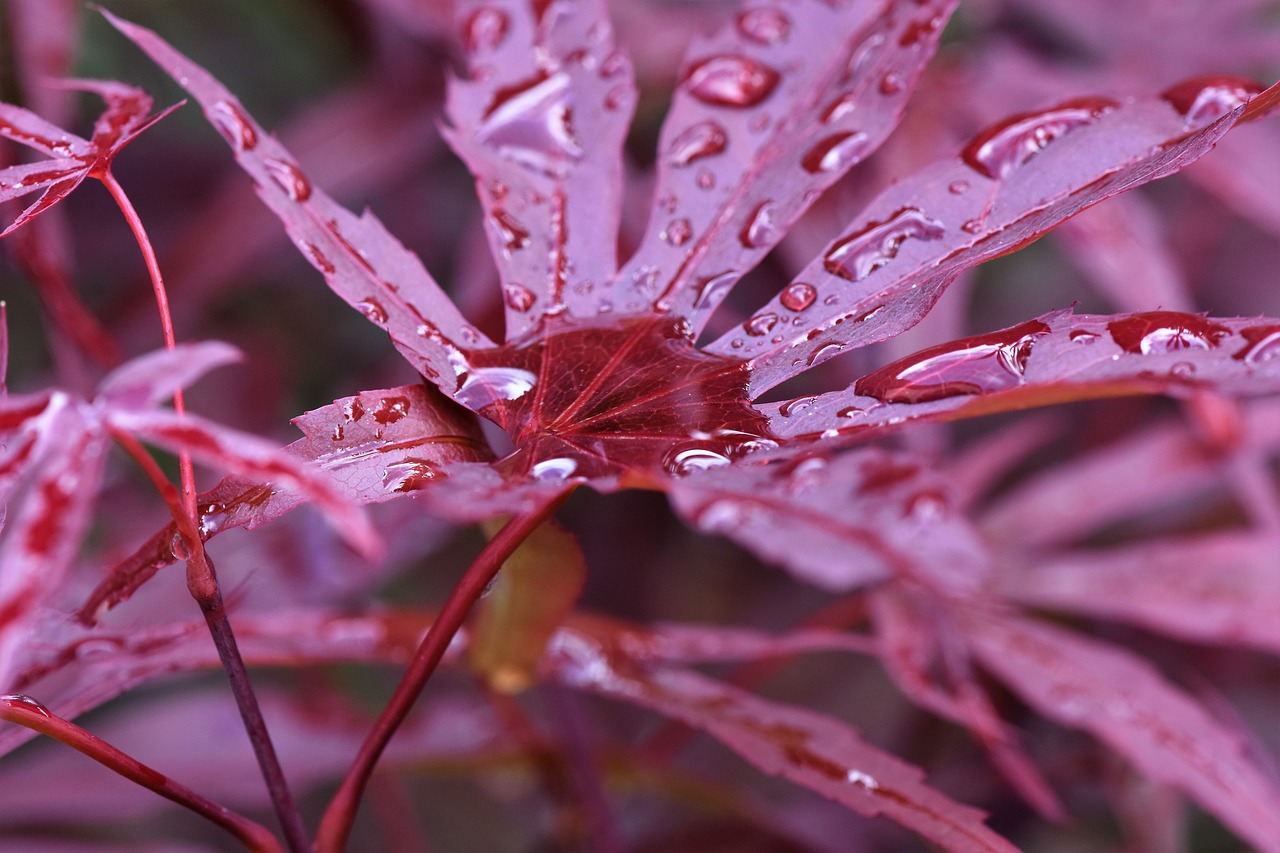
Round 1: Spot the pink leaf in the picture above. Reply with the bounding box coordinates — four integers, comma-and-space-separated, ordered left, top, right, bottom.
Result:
614, 0, 959, 329
545, 629, 1017, 852
444, 0, 636, 339
962, 609, 1280, 852
102, 9, 494, 388
96, 341, 241, 408
716, 80, 1280, 393
667, 449, 990, 593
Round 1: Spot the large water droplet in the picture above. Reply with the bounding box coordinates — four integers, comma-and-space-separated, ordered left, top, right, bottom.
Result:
531, 457, 578, 480
263, 157, 313, 201
801, 131, 869, 173
1107, 311, 1230, 355
693, 271, 739, 310
169, 532, 193, 561
961, 98, 1117, 180
383, 458, 440, 492
481, 72, 582, 173
1161, 75, 1262, 128
684, 55, 781, 108
739, 200, 779, 249
743, 311, 778, 336
662, 217, 693, 246
199, 502, 228, 537
2, 694, 51, 718
357, 297, 388, 324
504, 283, 536, 312
372, 395, 411, 424
455, 366, 538, 410
736, 7, 791, 44
662, 430, 776, 477
668, 120, 728, 167
464, 7, 510, 53
208, 100, 258, 152
779, 282, 817, 312
1234, 324, 1280, 364
855, 319, 1051, 403
823, 207, 945, 282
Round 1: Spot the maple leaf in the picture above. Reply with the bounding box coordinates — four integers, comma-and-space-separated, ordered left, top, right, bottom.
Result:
93, 0, 1280, 847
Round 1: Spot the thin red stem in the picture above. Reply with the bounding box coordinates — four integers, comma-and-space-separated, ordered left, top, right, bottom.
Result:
1, 694, 281, 852
316, 489, 573, 852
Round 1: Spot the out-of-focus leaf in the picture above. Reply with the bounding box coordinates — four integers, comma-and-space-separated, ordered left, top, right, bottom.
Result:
468, 516, 588, 692
545, 628, 1018, 852
96, 341, 242, 409
962, 609, 1280, 852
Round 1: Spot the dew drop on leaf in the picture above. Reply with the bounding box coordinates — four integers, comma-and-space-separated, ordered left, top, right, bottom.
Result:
855, 319, 1051, 403
1234, 324, 1280, 363
948, 179, 969, 195
2, 694, 51, 718
696, 168, 716, 189
662, 217, 693, 246
464, 7, 510, 53
208, 100, 258, 152
779, 282, 817, 312
961, 219, 983, 235
667, 120, 728, 167
693, 271, 738, 310
263, 157, 312, 201
372, 395, 411, 424
357, 297, 388, 324
504, 283, 537, 312
807, 342, 844, 367
455, 366, 538, 410
383, 458, 440, 492
878, 72, 903, 95
961, 98, 1118, 180
683, 55, 781, 108
491, 208, 531, 253
481, 72, 582, 173
1161, 75, 1262, 128
531, 457, 578, 480
744, 311, 779, 336
1107, 311, 1230, 354
735, 7, 791, 44
823, 207, 945, 282
169, 531, 192, 561
739, 200, 778, 248
1069, 329, 1099, 344
801, 131, 869, 174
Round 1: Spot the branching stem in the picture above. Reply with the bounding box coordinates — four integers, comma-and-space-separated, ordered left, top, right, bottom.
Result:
316, 488, 573, 852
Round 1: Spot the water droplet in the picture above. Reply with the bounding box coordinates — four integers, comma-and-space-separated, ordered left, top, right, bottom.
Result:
836, 405, 863, 419
807, 342, 844, 366
1069, 329, 1099, 344
684, 55, 781, 108
693, 271, 738, 310
664, 444, 731, 476
491, 208, 531, 253
1162, 75, 1262, 128
1234, 324, 1280, 363
823, 207, 945, 282
263, 157, 312, 201
331, 424, 345, 441
667, 121, 728, 167
198, 502, 227, 536
169, 531, 192, 561
961, 218, 983, 235
1107, 311, 1230, 355
208, 100, 258, 152
2, 694, 51, 718
779, 395, 816, 417
531, 457, 578, 480
357, 298, 388, 324
845, 769, 879, 789
383, 458, 440, 492
948, 179, 969, 195
604, 85, 630, 111
481, 72, 582, 173
801, 131, 869, 173
820, 92, 858, 124
780, 282, 817, 312
739, 200, 779, 249
344, 398, 366, 421
504, 283, 536, 312
736, 7, 791, 44
75, 637, 123, 659
301, 242, 336, 274
696, 168, 716, 189
1170, 361, 1196, 379
878, 72, 903, 95
464, 7, 510, 53
962, 98, 1118, 180
899, 11, 943, 46
662, 217, 693, 246
373, 395, 411, 424
855, 319, 1051, 403
662, 430, 776, 477
455, 366, 538, 410
744, 312, 778, 336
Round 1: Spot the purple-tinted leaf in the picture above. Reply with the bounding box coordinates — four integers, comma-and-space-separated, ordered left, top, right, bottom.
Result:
0, 81, 177, 237
96, 341, 241, 408
80, 384, 489, 619
716, 80, 1280, 393
0, 394, 106, 691
444, 0, 636, 339
667, 449, 990, 593
997, 533, 1280, 653
103, 10, 494, 388
766, 310, 1280, 443
104, 408, 379, 557
980, 398, 1280, 549
545, 631, 1017, 852
962, 609, 1280, 852
611, 0, 959, 329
